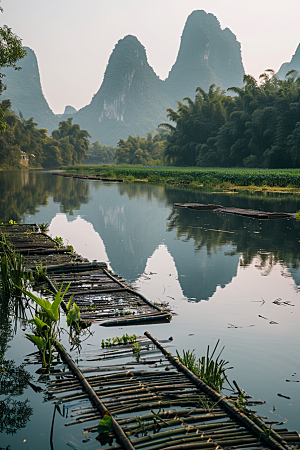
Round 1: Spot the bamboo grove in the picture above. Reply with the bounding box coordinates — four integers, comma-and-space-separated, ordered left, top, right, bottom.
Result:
160, 70, 300, 168
0, 102, 91, 169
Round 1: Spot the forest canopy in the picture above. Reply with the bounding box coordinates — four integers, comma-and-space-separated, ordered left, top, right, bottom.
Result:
0, 104, 90, 169
160, 70, 300, 168
114, 129, 169, 165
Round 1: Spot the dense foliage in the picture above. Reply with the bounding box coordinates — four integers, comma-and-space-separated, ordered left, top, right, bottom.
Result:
64, 165, 300, 188
161, 70, 300, 168
0, 4, 27, 134
83, 141, 117, 165
114, 130, 168, 165
0, 104, 90, 168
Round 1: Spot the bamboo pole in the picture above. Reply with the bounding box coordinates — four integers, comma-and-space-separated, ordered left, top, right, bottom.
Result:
137, 430, 254, 450
54, 342, 134, 450
103, 268, 162, 312
84, 419, 234, 439
144, 332, 291, 450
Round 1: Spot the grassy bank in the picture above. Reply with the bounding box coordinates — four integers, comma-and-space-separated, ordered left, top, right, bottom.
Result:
60, 165, 300, 190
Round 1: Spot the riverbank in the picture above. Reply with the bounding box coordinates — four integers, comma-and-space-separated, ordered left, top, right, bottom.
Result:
60, 165, 300, 192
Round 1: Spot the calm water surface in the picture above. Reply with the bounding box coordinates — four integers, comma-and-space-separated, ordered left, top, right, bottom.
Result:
0, 170, 300, 449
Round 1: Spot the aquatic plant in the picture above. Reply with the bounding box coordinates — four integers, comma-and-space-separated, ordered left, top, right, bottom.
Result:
53, 236, 64, 248
101, 334, 138, 348
296, 210, 300, 220
66, 296, 81, 332
38, 222, 49, 232
176, 340, 233, 393
19, 284, 70, 367
0, 233, 28, 298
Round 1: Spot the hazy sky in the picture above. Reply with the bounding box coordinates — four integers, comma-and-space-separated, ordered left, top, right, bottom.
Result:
1, 0, 300, 114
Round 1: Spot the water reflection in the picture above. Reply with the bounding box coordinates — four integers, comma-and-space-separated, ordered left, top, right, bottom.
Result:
0, 314, 33, 435
1, 171, 300, 303
0, 171, 90, 222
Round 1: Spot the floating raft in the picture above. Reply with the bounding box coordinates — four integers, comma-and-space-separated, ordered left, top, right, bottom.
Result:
174, 203, 295, 219
0, 224, 171, 326
52, 172, 124, 182
45, 332, 299, 450
0, 223, 85, 268
46, 262, 171, 326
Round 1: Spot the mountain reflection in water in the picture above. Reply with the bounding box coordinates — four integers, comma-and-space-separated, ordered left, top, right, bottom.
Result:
1, 171, 300, 302
1, 170, 300, 437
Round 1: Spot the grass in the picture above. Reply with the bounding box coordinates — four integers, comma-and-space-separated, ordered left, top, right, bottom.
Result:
60, 164, 300, 190
176, 340, 233, 393
0, 232, 28, 298
101, 334, 138, 348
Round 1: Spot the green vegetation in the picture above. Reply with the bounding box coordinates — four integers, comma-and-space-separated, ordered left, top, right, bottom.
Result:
176, 340, 233, 393
83, 141, 117, 165
0, 231, 28, 298
161, 70, 300, 168
101, 334, 138, 348
0, 105, 90, 169
0, 10, 27, 134
66, 296, 81, 333
19, 284, 70, 368
114, 130, 168, 165
38, 223, 49, 233
63, 165, 300, 189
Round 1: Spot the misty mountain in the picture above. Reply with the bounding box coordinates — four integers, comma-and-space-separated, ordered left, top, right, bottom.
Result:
1, 10, 245, 145
0, 47, 59, 131
165, 10, 245, 106
277, 43, 300, 79
74, 35, 170, 146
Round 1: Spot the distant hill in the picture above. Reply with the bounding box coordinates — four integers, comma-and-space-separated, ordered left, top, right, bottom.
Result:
165, 10, 245, 106
277, 44, 300, 79
74, 35, 170, 146
0, 47, 59, 131
0, 11, 245, 145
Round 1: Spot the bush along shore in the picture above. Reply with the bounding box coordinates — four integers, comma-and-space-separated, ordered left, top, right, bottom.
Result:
60, 165, 300, 191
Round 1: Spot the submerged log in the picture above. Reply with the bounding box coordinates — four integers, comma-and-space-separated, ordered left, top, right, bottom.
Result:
174, 203, 295, 219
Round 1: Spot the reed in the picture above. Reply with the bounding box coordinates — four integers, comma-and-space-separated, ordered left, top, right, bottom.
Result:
0, 232, 28, 298
176, 340, 233, 393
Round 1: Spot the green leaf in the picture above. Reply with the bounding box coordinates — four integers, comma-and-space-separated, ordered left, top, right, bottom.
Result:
25, 334, 46, 349
18, 286, 57, 321
51, 283, 70, 321
67, 302, 80, 327
97, 413, 112, 435
29, 316, 50, 331
66, 294, 73, 311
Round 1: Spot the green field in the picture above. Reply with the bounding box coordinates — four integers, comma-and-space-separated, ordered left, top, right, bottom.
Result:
61, 165, 300, 189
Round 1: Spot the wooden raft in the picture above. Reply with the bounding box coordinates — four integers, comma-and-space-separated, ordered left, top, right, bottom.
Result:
0, 224, 171, 326
44, 333, 299, 450
46, 262, 171, 326
174, 203, 295, 219
52, 172, 124, 182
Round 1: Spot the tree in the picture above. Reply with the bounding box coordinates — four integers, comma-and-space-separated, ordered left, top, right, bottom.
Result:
0, 4, 27, 133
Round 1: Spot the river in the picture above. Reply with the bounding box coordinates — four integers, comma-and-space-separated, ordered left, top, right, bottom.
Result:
0, 170, 299, 449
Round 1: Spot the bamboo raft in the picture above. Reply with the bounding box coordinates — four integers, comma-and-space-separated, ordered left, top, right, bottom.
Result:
0, 224, 171, 326
45, 332, 299, 450
52, 172, 124, 182
174, 204, 295, 219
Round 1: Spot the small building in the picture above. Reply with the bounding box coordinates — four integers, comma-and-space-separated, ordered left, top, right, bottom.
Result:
20, 151, 29, 166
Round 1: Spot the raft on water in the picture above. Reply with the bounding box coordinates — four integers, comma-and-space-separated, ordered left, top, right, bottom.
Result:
52, 172, 124, 182
1, 224, 172, 326
44, 332, 299, 450
174, 203, 295, 219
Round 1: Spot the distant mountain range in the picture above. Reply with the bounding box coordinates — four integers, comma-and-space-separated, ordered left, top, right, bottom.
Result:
277, 43, 300, 79
2, 10, 299, 146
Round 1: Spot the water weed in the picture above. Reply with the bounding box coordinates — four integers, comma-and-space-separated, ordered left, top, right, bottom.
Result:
176, 340, 233, 393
